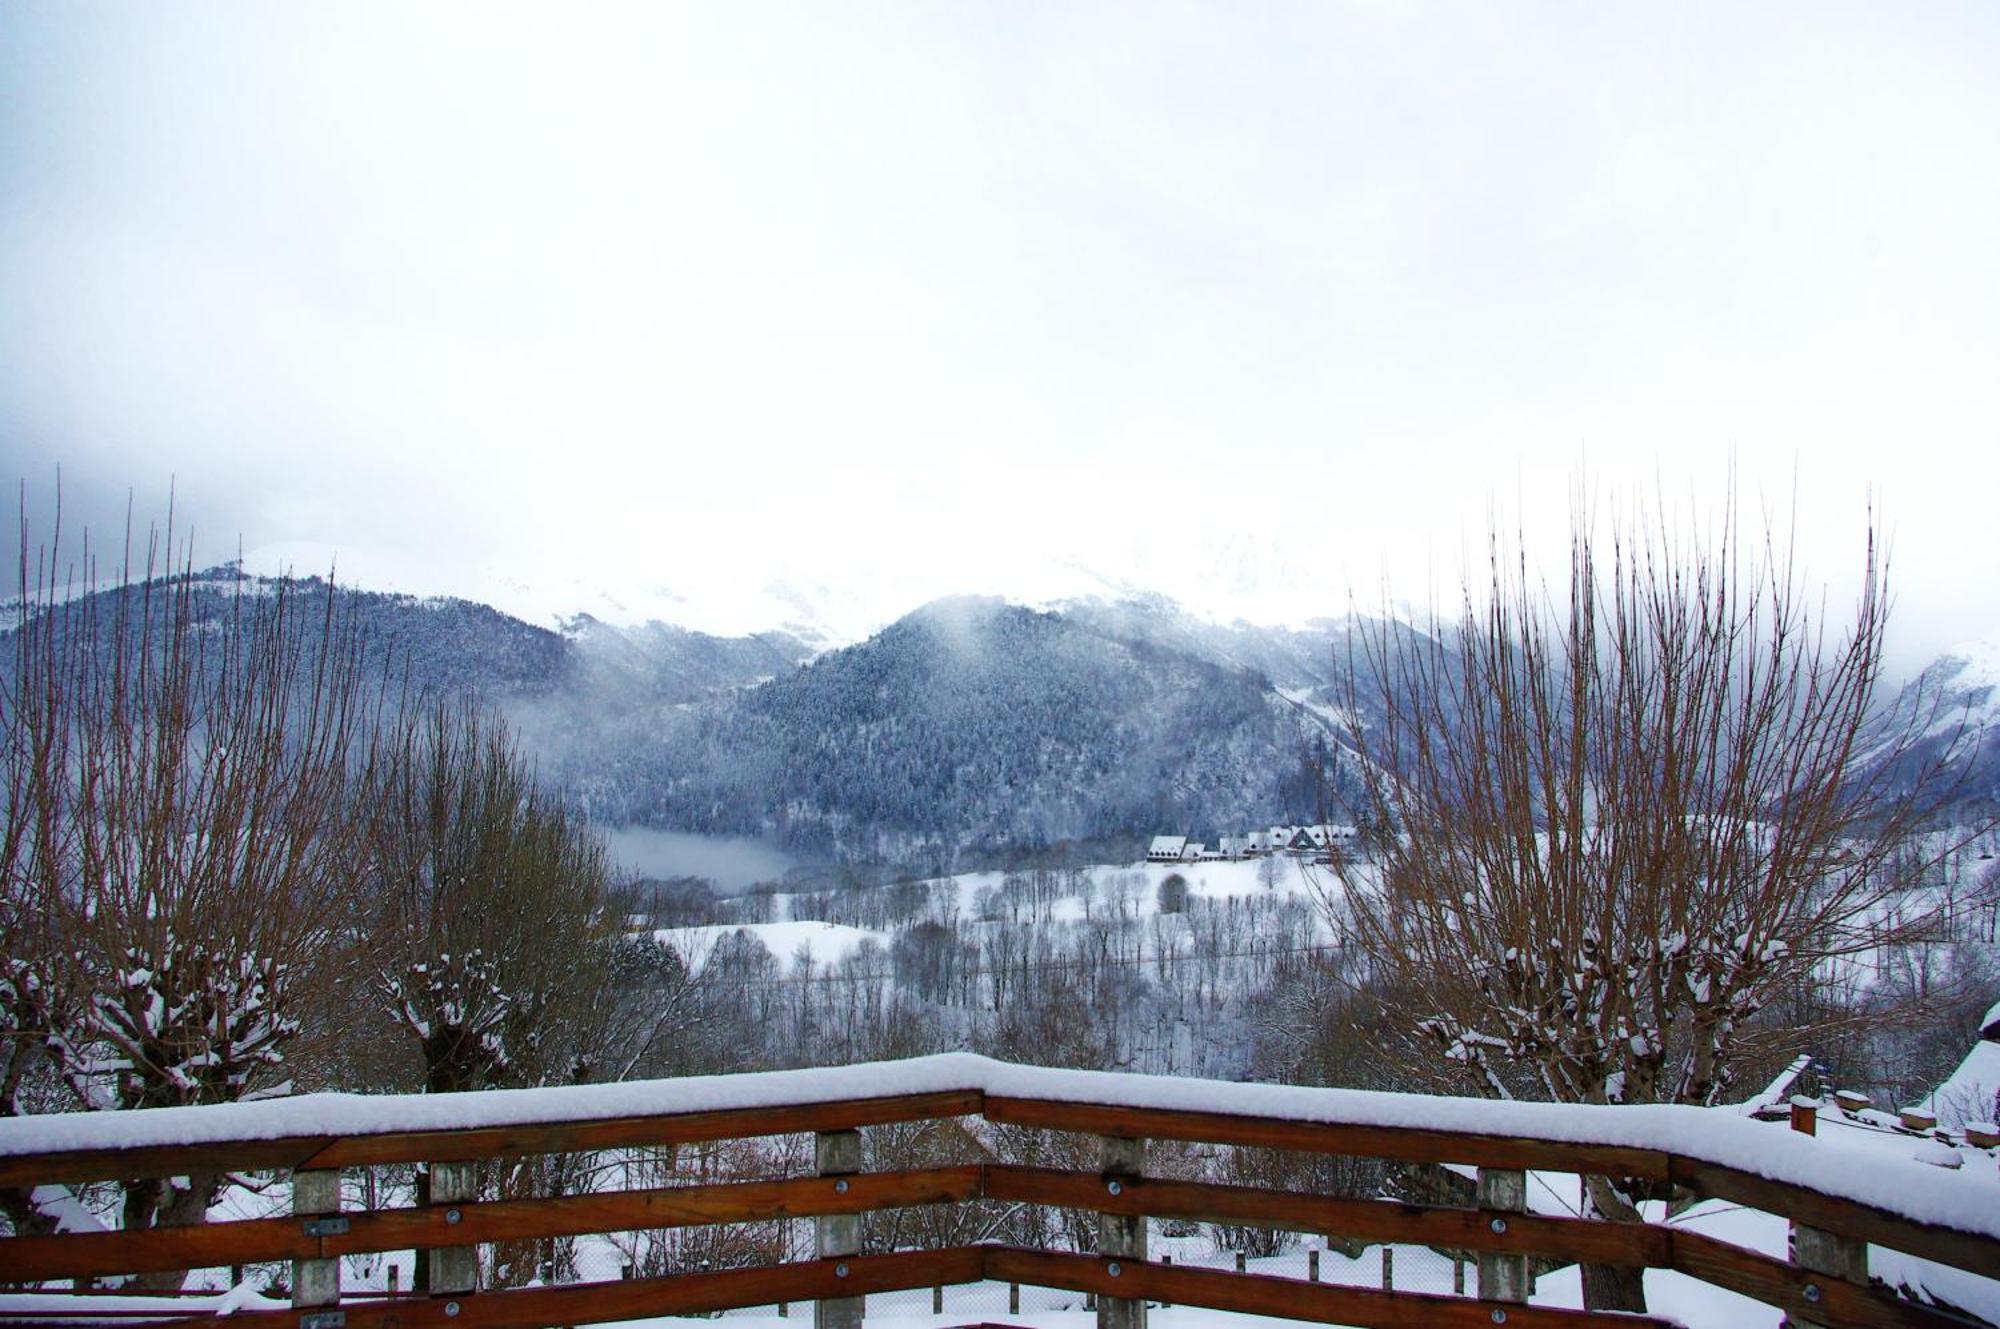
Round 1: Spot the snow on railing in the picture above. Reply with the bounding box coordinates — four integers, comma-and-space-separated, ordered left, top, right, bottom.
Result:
2, 1054, 1996, 1329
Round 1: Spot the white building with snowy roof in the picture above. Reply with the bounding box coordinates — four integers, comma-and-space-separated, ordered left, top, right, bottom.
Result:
1931, 998, 2000, 1132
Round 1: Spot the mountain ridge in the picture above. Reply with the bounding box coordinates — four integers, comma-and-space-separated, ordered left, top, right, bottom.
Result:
8, 566, 1993, 868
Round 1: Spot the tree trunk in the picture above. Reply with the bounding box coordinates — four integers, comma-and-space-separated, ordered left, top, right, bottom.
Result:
127, 1172, 221, 1291
1, 1186, 62, 1288
1579, 1174, 1649, 1313
414, 1164, 432, 1293
1581, 1259, 1648, 1312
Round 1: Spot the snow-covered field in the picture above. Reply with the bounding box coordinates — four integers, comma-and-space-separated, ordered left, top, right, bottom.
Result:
6, 853, 1996, 1329
654, 920, 894, 968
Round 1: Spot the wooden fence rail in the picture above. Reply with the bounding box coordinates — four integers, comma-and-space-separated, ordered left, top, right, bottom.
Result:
1, 1059, 1994, 1329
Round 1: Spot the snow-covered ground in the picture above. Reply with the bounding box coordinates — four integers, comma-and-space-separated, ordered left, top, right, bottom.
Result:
7, 850, 1996, 1329
654, 920, 894, 969
1931, 1000, 2000, 1132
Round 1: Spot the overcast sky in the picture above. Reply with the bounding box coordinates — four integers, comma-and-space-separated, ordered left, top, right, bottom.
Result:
3, 3, 1996, 673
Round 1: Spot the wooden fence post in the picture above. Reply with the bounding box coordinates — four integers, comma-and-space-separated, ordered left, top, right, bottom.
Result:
1476, 1167, 1528, 1306
429, 1161, 478, 1304
1791, 1223, 1867, 1329
1098, 1135, 1146, 1329
292, 1169, 341, 1323
815, 1129, 863, 1329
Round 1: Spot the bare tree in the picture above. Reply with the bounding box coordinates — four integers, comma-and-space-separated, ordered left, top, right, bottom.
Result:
1, 507, 378, 1262
357, 700, 626, 1095
1323, 496, 1982, 1312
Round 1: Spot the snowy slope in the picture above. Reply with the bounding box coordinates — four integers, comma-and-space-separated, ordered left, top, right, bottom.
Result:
652, 921, 889, 970
1863, 627, 2000, 806
1931, 1000, 2000, 1130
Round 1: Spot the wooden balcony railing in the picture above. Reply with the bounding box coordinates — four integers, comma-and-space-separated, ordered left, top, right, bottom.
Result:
2, 1054, 1995, 1329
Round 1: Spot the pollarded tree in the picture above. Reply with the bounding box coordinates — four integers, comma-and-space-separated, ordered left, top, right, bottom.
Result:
1, 512, 378, 1255
358, 701, 625, 1095
1324, 495, 1981, 1312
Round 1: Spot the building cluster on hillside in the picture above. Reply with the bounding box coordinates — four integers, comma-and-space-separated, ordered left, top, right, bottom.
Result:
1146, 823, 1358, 864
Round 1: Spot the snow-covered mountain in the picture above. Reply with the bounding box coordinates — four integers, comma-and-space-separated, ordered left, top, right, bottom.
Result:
240, 542, 882, 650
236, 531, 1370, 654
1913, 633, 2000, 733
1866, 630, 2000, 815
15, 559, 1995, 868
535, 596, 1368, 868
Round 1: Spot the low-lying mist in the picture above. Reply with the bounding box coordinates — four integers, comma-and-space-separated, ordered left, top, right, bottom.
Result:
602, 826, 801, 894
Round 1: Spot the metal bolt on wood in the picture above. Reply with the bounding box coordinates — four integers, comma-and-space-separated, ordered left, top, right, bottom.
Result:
815, 1130, 863, 1329
1097, 1135, 1147, 1329
1475, 1167, 1528, 1304
1790, 1221, 1865, 1329
429, 1162, 478, 1298
292, 1169, 341, 1312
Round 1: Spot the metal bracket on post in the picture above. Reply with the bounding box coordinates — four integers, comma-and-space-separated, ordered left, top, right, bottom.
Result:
815, 1130, 863, 1329
1098, 1135, 1147, 1329
293, 1169, 342, 1315
1476, 1167, 1528, 1306
429, 1161, 479, 1300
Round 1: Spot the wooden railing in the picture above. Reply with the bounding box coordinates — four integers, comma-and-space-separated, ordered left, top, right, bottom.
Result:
2, 1056, 1996, 1329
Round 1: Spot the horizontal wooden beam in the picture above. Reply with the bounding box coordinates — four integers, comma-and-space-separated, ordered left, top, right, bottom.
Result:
984, 1164, 1673, 1268
984, 1095, 1676, 1180
1666, 1224, 1968, 1329
145, 1250, 989, 1329
1671, 1157, 1999, 1280
982, 1247, 1676, 1329
3, 1234, 1964, 1329
329, 1163, 982, 1260
0, 1137, 340, 1192
0, 1090, 984, 1186
0, 1166, 984, 1280
298, 1089, 986, 1171
0, 1212, 309, 1282
3, 1078, 1997, 1316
